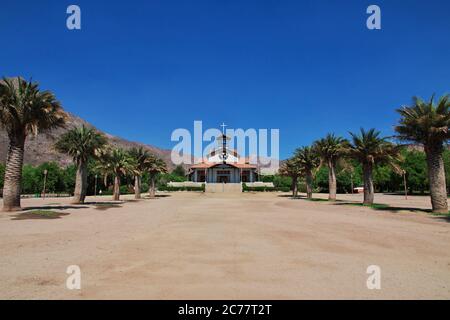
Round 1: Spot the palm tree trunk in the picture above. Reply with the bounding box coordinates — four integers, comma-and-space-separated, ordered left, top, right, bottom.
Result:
425, 145, 448, 213
292, 176, 298, 198
134, 175, 141, 199
2, 133, 25, 211
149, 175, 156, 198
72, 161, 87, 204
306, 170, 313, 199
113, 174, 120, 201
363, 163, 374, 205
328, 161, 337, 201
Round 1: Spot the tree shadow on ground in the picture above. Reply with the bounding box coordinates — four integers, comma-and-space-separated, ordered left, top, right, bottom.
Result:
432, 215, 450, 223
277, 195, 305, 200
370, 206, 432, 214
143, 195, 172, 200
84, 201, 123, 205
333, 202, 436, 214
23, 205, 89, 211
333, 202, 450, 222
12, 210, 71, 220
91, 203, 123, 211
279, 195, 344, 203
307, 198, 341, 202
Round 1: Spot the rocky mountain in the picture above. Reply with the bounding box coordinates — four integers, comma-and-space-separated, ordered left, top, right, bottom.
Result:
1, 112, 435, 175
0, 112, 177, 170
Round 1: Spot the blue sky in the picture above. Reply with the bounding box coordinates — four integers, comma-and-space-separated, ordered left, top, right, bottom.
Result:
1, 0, 449, 159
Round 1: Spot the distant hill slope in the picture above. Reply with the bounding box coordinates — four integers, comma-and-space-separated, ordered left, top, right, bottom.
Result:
0, 112, 177, 170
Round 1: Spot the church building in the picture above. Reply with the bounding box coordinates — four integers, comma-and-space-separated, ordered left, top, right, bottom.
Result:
188, 132, 258, 183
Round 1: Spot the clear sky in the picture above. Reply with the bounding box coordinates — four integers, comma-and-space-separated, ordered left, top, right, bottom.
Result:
1, 0, 449, 159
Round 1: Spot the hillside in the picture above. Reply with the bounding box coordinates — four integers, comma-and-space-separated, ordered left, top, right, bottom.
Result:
0, 112, 177, 170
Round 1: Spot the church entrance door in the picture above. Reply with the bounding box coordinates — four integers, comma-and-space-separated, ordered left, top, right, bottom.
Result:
215, 169, 231, 183
217, 175, 229, 183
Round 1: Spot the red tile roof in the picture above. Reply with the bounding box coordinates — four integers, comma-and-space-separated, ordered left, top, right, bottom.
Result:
190, 162, 257, 169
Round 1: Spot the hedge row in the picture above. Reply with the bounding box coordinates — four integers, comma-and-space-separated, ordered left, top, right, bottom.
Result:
157, 184, 289, 192
158, 185, 205, 192
242, 184, 290, 192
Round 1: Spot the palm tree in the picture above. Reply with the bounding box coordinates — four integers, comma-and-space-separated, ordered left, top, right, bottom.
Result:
145, 155, 167, 198
395, 95, 450, 213
348, 128, 401, 205
97, 148, 136, 201
128, 147, 151, 199
0, 77, 66, 211
295, 146, 320, 199
95, 146, 114, 191
313, 133, 349, 201
55, 126, 106, 203
279, 157, 302, 198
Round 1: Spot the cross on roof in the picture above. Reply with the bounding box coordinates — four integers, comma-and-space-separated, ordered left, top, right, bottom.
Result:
220, 122, 227, 135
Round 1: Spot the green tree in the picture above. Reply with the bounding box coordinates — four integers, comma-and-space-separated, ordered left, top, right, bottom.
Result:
314, 163, 362, 193
279, 158, 302, 197
55, 126, 107, 203
145, 155, 168, 198
63, 164, 77, 195
273, 175, 292, 189
0, 77, 66, 211
94, 147, 113, 193
128, 147, 152, 199
314, 166, 329, 192
313, 133, 349, 201
37, 162, 65, 193
20, 162, 66, 194
21, 165, 40, 194
337, 162, 362, 193
395, 94, 450, 213
372, 165, 392, 192
348, 128, 401, 205
172, 165, 186, 178
157, 172, 186, 188
109, 149, 136, 201
294, 146, 320, 199
401, 150, 428, 194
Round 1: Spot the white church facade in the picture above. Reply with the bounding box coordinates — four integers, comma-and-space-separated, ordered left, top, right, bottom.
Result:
188, 134, 258, 183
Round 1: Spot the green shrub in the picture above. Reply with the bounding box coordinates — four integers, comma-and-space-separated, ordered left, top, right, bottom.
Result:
98, 190, 113, 196
242, 183, 280, 192
261, 175, 274, 182
158, 184, 205, 192
157, 173, 187, 188
141, 182, 149, 193
119, 185, 133, 194
273, 175, 292, 188
171, 165, 186, 177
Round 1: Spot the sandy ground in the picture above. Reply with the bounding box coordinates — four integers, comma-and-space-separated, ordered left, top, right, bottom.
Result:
0, 192, 449, 300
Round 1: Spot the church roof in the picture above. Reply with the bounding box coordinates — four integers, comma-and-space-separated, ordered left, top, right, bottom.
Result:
206, 148, 239, 158
190, 125, 257, 170
190, 162, 257, 169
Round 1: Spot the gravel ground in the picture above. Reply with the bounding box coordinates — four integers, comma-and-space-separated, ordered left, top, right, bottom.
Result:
0, 192, 449, 299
